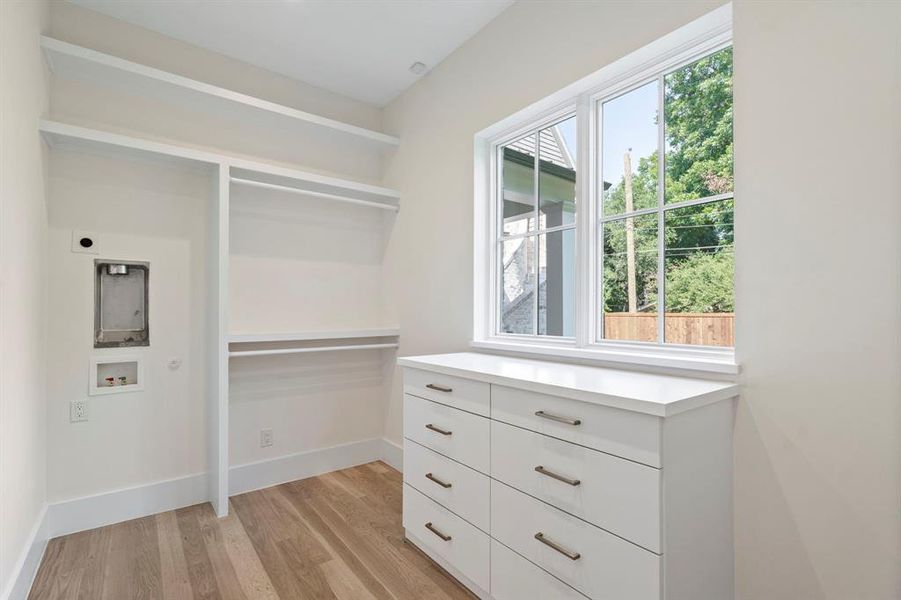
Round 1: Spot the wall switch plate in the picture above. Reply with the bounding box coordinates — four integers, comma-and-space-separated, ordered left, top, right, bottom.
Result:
70, 400, 88, 422
260, 428, 273, 448
71, 231, 100, 255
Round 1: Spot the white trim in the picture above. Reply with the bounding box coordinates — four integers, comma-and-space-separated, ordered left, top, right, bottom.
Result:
380, 437, 404, 472
42, 438, 396, 544
229, 328, 399, 344
40, 36, 399, 147
88, 354, 144, 396
47, 472, 210, 538
228, 438, 384, 495
230, 177, 400, 212
470, 339, 738, 377
473, 5, 734, 372
1, 505, 49, 600
228, 342, 398, 358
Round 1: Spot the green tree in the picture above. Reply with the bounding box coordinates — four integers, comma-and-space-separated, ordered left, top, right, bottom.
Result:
602, 47, 734, 314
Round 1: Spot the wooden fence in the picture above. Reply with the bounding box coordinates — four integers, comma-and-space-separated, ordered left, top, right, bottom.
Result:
604, 312, 734, 347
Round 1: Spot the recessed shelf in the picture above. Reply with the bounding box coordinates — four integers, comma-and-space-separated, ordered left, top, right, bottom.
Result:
228, 328, 400, 344
41, 36, 400, 148
39, 120, 401, 208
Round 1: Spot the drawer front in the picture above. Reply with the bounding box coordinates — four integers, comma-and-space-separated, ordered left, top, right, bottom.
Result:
403, 484, 490, 592
491, 385, 662, 467
491, 539, 589, 600
491, 420, 661, 552
403, 439, 490, 532
491, 479, 660, 600
403, 368, 490, 416
403, 394, 489, 473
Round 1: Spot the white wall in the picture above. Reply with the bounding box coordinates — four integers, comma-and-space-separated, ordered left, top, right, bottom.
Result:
45, 149, 211, 501
732, 3, 901, 598
381, 1, 901, 598
228, 185, 394, 468
42, 0, 398, 506
0, 0, 50, 595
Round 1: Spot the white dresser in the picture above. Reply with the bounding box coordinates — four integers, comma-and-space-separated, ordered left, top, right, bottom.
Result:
398, 352, 738, 600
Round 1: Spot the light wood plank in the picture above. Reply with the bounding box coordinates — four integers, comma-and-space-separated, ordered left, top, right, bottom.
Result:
29, 462, 474, 600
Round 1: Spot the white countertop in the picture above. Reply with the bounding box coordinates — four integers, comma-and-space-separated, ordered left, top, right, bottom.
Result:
397, 352, 738, 417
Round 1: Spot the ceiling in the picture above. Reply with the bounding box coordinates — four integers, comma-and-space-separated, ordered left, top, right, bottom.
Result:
70, 0, 513, 107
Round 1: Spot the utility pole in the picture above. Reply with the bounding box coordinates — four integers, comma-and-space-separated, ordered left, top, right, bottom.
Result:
623, 150, 637, 312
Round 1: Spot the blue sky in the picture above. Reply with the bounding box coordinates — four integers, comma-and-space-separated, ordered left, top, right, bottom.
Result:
555, 80, 659, 186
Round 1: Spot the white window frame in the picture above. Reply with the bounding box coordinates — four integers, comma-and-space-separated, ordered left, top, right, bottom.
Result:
473, 4, 736, 375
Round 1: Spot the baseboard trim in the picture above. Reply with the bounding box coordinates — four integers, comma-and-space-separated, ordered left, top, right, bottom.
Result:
39, 437, 404, 547
229, 438, 385, 496
1, 505, 49, 600
380, 437, 403, 472
48, 472, 209, 539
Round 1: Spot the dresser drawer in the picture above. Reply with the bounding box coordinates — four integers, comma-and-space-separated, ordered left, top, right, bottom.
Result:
491, 479, 660, 600
491, 539, 588, 600
404, 368, 490, 416
403, 484, 490, 593
491, 385, 661, 467
403, 394, 489, 473
491, 420, 661, 552
403, 439, 490, 532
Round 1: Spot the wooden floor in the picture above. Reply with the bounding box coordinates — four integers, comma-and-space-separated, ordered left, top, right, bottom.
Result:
29, 462, 475, 600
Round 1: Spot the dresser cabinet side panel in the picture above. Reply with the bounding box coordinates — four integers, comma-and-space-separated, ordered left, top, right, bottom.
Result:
661, 398, 736, 600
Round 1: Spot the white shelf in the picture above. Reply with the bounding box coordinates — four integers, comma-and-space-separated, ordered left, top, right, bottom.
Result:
229, 342, 398, 358
41, 36, 400, 148
39, 120, 401, 207
228, 328, 399, 344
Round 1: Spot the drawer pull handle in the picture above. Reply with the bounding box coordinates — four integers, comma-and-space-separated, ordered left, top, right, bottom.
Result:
534, 465, 581, 486
425, 472, 452, 488
534, 532, 581, 560
426, 383, 453, 393
535, 410, 581, 426
425, 522, 452, 541
425, 423, 453, 436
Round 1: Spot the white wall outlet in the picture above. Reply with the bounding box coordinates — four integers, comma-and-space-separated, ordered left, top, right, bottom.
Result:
71, 231, 100, 254
260, 428, 273, 448
70, 400, 88, 422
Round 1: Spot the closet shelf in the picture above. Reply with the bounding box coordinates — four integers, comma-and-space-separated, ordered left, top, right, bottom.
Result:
228, 328, 399, 344
41, 36, 400, 148
231, 177, 399, 211
229, 343, 398, 358
39, 120, 401, 206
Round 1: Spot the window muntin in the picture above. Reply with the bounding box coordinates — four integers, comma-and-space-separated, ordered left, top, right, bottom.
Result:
497, 115, 577, 338
598, 46, 733, 347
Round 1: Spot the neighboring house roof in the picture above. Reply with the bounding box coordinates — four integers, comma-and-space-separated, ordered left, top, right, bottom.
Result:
508, 125, 574, 169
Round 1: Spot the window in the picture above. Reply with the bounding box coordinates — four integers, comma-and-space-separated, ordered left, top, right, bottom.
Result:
600, 47, 734, 347
475, 7, 735, 372
498, 116, 577, 337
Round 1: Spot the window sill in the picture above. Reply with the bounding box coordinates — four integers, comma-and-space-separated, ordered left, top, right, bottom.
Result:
470, 339, 738, 377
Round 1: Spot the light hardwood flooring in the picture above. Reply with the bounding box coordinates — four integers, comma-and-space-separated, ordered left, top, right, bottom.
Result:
29, 461, 475, 600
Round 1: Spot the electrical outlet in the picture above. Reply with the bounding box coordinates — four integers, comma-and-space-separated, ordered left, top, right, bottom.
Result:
260, 428, 273, 448
70, 400, 88, 422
